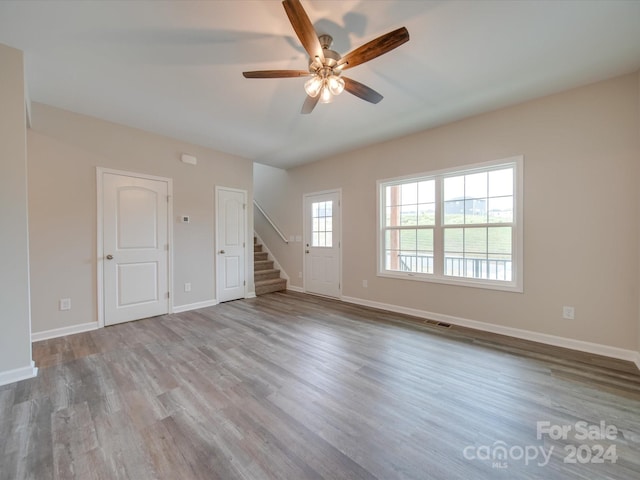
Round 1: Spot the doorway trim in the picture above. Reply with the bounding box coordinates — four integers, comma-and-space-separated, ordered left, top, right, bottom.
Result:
302, 188, 342, 298
96, 167, 174, 328
215, 186, 250, 302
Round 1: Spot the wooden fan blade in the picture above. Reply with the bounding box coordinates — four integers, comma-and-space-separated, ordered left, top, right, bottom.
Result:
243, 70, 311, 78
337, 27, 409, 70
343, 77, 383, 104
282, 0, 325, 64
301, 94, 320, 114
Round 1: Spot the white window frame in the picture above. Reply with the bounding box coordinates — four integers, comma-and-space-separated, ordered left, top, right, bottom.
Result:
377, 156, 523, 293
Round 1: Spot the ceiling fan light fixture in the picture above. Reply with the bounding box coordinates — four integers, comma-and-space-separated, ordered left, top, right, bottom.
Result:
304, 76, 323, 97
328, 75, 345, 95
320, 84, 333, 104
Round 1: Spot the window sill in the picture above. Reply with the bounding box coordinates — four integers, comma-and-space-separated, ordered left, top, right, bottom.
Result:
377, 271, 523, 293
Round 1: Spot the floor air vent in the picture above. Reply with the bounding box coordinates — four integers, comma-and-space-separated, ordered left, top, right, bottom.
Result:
423, 319, 451, 328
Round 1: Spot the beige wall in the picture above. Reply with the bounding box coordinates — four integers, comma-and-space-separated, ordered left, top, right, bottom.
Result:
0, 44, 33, 379
255, 72, 640, 352
28, 103, 253, 334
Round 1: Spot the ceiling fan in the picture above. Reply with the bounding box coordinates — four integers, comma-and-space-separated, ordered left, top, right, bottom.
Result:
242, 0, 410, 114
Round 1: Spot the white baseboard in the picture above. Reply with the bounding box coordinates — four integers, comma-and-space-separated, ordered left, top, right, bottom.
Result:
246, 291, 257, 299
341, 295, 639, 366
0, 361, 38, 387
32, 321, 99, 342
286, 285, 304, 293
173, 299, 218, 313
31, 299, 224, 342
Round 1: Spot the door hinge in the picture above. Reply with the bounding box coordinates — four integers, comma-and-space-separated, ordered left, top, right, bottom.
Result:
244, 280, 246, 286
243, 203, 246, 210
167, 195, 171, 203
243, 242, 245, 248
167, 292, 170, 298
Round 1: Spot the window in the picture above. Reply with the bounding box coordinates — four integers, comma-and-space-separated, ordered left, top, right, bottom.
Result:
383, 180, 435, 274
312, 200, 333, 247
378, 156, 523, 292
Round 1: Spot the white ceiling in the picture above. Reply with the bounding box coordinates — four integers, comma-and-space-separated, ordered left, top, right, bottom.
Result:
1, 1, 639, 169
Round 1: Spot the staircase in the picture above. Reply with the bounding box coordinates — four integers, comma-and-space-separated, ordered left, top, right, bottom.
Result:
254, 237, 287, 295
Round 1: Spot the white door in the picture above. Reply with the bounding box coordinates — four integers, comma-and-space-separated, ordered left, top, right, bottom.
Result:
216, 187, 246, 303
304, 190, 341, 298
102, 172, 170, 326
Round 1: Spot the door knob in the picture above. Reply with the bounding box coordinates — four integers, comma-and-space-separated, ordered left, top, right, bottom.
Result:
219, 250, 225, 254
106, 254, 114, 260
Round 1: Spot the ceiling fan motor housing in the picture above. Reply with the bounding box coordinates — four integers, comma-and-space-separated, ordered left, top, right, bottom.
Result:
309, 34, 341, 73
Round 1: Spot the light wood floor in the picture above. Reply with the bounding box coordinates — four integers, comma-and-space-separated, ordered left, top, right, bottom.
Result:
1, 291, 639, 480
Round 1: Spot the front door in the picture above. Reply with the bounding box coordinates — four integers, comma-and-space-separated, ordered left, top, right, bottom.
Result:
304, 190, 341, 298
216, 187, 247, 302
101, 171, 170, 326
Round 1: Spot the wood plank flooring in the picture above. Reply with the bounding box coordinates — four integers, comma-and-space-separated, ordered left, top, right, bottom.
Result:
1, 291, 639, 480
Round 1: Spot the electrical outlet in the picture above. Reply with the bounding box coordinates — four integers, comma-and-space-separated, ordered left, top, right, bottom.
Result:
184, 283, 191, 292
59, 298, 71, 311
562, 306, 575, 320
362, 279, 368, 288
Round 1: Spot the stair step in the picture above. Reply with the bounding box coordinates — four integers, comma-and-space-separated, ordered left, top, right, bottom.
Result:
254, 259, 274, 271
252, 236, 285, 295
254, 251, 268, 261
255, 278, 287, 296
254, 268, 281, 281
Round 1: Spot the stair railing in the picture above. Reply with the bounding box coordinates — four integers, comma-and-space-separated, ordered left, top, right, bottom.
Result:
254, 200, 289, 244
